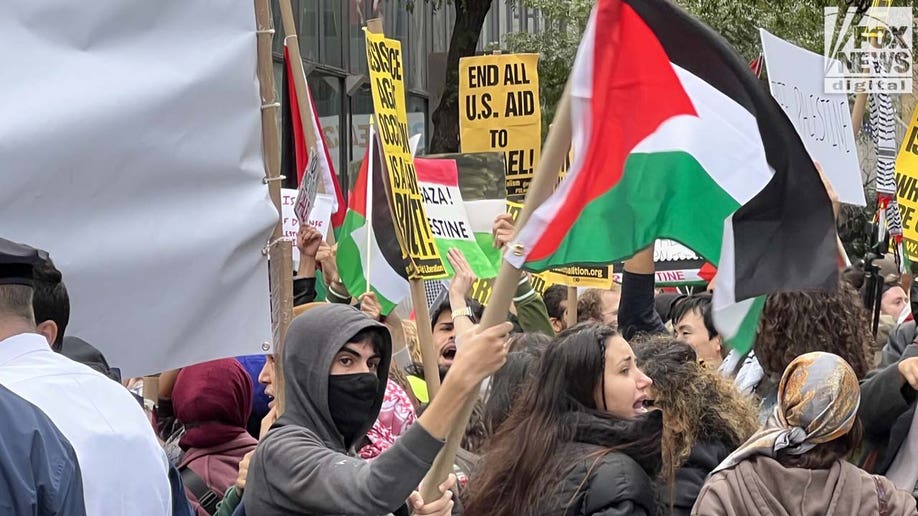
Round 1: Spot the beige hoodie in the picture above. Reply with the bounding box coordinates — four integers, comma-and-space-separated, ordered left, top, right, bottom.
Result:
692, 456, 917, 516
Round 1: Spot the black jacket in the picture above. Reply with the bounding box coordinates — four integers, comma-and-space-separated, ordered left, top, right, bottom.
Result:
536, 412, 662, 516
545, 446, 657, 516
665, 440, 730, 516
881, 320, 917, 368
859, 342, 918, 474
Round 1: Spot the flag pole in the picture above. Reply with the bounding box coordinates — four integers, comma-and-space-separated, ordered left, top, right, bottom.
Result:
566, 286, 578, 328
366, 121, 376, 294
278, 0, 317, 151
278, 0, 341, 249
420, 80, 574, 501
255, 0, 293, 414
365, 18, 441, 402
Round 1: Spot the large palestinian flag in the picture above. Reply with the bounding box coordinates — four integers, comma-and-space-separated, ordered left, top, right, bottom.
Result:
506, 0, 838, 352
337, 125, 410, 315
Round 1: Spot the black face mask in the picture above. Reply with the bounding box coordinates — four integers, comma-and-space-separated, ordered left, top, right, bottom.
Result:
327, 373, 380, 447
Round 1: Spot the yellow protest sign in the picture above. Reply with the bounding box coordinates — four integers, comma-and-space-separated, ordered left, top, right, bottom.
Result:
365, 30, 446, 279
896, 105, 918, 260
505, 201, 614, 290
459, 54, 541, 201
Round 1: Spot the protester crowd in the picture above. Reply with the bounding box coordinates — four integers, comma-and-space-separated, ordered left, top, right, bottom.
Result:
3, 195, 918, 516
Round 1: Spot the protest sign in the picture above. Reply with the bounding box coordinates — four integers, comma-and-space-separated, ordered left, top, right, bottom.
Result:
896, 105, 918, 260
760, 29, 865, 206
459, 54, 541, 201
415, 158, 498, 279
366, 29, 446, 279
282, 188, 334, 266
508, 201, 614, 296
294, 152, 320, 224
0, 0, 277, 376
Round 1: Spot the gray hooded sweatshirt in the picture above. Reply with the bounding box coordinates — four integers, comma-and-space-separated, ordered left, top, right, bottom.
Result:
244, 304, 445, 516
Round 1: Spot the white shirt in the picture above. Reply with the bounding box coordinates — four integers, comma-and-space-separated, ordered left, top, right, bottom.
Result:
0, 333, 171, 515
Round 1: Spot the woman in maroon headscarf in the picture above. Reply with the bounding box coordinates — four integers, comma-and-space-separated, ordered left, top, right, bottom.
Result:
172, 358, 258, 515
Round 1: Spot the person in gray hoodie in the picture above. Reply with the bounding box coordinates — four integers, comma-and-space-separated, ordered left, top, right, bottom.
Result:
243, 303, 511, 516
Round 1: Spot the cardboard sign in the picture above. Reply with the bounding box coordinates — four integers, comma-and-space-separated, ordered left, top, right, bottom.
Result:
760, 29, 865, 206
282, 188, 334, 266
459, 54, 541, 201
366, 30, 446, 279
896, 105, 918, 260
294, 152, 321, 224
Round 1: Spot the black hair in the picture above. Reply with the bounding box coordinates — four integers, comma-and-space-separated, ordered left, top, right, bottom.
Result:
669, 294, 716, 340
542, 284, 568, 320
32, 256, 70, 350
430, 296, 484, 329
483, 350, 540, 438
348, 327, 385, 357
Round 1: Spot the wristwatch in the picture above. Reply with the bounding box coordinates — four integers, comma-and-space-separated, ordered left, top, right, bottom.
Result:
451, 307, 475, 321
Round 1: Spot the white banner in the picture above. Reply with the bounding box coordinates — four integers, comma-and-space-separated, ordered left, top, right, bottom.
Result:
760, 29, 866, 206
282, 189, 334, 268
0, 0, 276, 376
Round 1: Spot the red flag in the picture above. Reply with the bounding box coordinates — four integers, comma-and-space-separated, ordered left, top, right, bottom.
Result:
284, 46, 346, 229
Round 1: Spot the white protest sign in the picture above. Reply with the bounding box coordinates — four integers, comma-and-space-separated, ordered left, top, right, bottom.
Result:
282, 187, 334, 269
294, 151, 321, 224
760, 29, 865, 206
415, 158, 497, 278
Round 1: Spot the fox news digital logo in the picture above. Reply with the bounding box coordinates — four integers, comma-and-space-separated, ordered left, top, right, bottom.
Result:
824, 5, 912, 94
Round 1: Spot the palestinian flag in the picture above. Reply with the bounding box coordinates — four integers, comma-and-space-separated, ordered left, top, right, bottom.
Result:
284, 45, 346, 229
506, 0, 838, 353
336, 125, 410, 315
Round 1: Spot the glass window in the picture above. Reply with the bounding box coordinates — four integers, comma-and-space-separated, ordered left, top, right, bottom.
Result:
348, 0, 383, 74
407, 95, 428, 155
273, 60, 285, 139
408, 1, 428, 90
271, 0, 286, 57
349, 85, 374, 167
308, 73, 344, 178
299, 0, 319, 61
431, 5, 448, 54
320, 0, 343, 67
382, 0, 409, 50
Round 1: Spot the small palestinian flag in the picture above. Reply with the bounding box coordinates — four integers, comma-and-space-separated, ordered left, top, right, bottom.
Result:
336, 125, 410, 315
506, 0, 838, 353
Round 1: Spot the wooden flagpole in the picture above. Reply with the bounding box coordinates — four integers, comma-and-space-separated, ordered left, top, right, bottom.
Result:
566, 286, 578, 328
421, 81, 575, 501
278, 0, 317, 151
255, 0, 293, 414
366, 121, 376, 294
278, 0, 342, 251
365, 18, 441, 401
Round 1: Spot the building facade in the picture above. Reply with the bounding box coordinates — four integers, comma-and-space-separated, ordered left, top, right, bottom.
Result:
272, 0, 541, 188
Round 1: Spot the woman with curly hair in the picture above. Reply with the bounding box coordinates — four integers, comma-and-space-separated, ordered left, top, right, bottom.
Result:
633, 338, 758, 515
464, 322, 662, 516
753, 281, 873, 420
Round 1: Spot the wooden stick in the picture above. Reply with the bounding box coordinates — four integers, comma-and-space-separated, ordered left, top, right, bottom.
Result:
366, 122, 376, 294
278, 0, 317, 149
566, 286, 578, 328
255, 0, 292, 413
363, 17, 441, 400
420, 80, 574, 501
278, 0, 342, 252
410, 279, 442, 401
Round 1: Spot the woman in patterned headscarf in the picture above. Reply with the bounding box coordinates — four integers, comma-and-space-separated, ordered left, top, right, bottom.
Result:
693, 352, 916, 515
